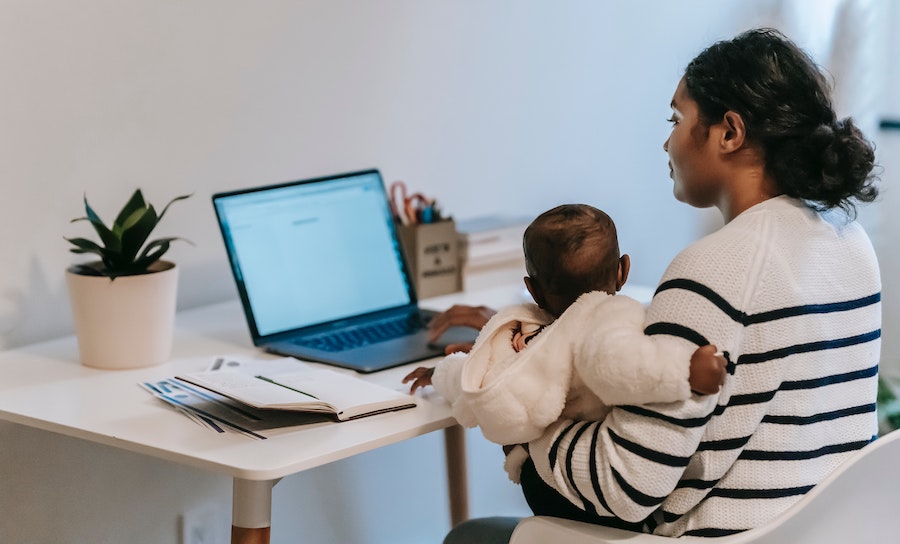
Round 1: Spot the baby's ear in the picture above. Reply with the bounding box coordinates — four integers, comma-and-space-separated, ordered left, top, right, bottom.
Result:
615, 254, 631, 292
524, 276, 546, 309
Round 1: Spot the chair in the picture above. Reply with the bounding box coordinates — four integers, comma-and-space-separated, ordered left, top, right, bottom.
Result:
509, 429, 900, 544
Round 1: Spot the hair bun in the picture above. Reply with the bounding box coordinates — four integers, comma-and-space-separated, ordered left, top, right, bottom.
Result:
809, 123, 836, 149
815, 118, 877, 212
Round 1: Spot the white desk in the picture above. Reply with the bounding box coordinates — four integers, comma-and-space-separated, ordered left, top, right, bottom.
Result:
0, 283, 523, 544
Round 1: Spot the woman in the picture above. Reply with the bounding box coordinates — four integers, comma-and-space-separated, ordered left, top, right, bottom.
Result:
438, 28, 881, 542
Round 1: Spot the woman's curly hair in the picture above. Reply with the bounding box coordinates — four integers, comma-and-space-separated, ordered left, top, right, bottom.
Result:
684, 28, 878, 216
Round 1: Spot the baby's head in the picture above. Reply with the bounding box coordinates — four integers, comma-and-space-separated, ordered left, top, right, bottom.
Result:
522, 204, 629, 318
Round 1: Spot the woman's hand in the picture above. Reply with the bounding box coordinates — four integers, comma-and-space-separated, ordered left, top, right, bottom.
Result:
689, 344, 728, 395
427, 304, 496, 354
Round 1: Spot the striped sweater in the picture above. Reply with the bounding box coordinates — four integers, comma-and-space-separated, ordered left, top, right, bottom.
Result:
528, 195, 881, 536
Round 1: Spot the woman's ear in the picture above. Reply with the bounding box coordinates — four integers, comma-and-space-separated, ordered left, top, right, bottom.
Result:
720, 110, 746, 153
615, 254, 631, 292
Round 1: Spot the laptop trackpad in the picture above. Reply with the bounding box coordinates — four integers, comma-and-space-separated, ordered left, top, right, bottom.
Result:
428, 325, 479, 350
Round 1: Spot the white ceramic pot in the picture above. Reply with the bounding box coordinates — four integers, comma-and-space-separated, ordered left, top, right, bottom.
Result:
65, 260, 178, 369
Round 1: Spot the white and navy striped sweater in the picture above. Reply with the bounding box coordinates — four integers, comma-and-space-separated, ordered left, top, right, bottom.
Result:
528, 196, 881, 536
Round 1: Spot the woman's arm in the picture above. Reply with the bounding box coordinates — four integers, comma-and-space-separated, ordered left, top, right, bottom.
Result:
528, 394, 718, 522
427, 304, 496, 352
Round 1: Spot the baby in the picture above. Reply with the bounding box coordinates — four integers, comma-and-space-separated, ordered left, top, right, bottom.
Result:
403, 204, 725, 480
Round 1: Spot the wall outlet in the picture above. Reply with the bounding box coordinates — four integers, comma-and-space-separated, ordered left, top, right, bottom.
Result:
181, 502, 229, 544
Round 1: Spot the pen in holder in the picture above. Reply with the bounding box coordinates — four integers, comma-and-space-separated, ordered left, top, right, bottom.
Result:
390, 180, 462, 298
397, 219, 462, 299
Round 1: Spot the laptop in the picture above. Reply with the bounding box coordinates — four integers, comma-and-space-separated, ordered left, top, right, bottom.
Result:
212, 169, 478, 373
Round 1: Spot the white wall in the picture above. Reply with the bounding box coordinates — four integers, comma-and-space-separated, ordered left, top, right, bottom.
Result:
1, 2, 894, 543
876, 0, 900, 382
0, 0, 747, 349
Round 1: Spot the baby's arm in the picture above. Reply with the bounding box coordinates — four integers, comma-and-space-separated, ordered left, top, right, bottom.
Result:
402, 366, 435, 394
568, 292, 711, 406
401, 350, 468, 399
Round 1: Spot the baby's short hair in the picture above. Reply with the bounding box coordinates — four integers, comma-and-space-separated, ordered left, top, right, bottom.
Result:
523, 204, 620, 299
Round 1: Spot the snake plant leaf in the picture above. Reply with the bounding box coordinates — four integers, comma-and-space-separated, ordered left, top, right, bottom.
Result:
120, 205, 154, 231
118, 205, 159, 263
64, 237, 110, 258
66, 237, 117, 273
67, 261, 109, 276
67, 190, 192, 278
878, 377, 897, 404
135, 236, 192, 261
82, 195, 122, 253
131, 237, 179, 270
112, 189, 148, 231
157, 194, 192, 223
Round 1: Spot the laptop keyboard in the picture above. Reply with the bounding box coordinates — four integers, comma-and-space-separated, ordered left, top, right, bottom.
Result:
294, 314, 428, 352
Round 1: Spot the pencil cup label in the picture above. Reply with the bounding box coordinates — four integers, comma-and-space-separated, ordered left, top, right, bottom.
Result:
397, 220, 462, 298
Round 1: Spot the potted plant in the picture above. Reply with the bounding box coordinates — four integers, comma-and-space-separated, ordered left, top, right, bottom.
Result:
65, 189, 191, 369
878, 376, 900, 436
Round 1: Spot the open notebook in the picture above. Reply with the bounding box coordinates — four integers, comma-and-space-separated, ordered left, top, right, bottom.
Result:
175, 357, 416, 421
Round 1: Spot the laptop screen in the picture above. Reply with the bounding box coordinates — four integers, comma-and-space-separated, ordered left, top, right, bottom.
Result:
213, 170, 414, 338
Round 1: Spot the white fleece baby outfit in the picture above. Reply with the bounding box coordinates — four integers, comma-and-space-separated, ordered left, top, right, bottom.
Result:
431, 290, 693, 482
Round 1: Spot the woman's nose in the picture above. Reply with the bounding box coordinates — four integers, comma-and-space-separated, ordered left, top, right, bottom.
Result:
663, 137, 669, 153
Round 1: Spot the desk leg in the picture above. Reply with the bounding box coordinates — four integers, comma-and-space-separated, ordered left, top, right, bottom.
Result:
444, 424, 469, 526
232, 478, 280, 544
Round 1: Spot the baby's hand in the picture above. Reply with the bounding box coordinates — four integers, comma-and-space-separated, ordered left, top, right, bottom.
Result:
689, 345, 727, 395
402, 366, 435, 394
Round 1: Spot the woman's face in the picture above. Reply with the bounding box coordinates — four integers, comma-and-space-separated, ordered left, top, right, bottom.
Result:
663, 77, 722, 208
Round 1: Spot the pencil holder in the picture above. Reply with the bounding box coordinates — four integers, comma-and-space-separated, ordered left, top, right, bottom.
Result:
397, 219, 462, 299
